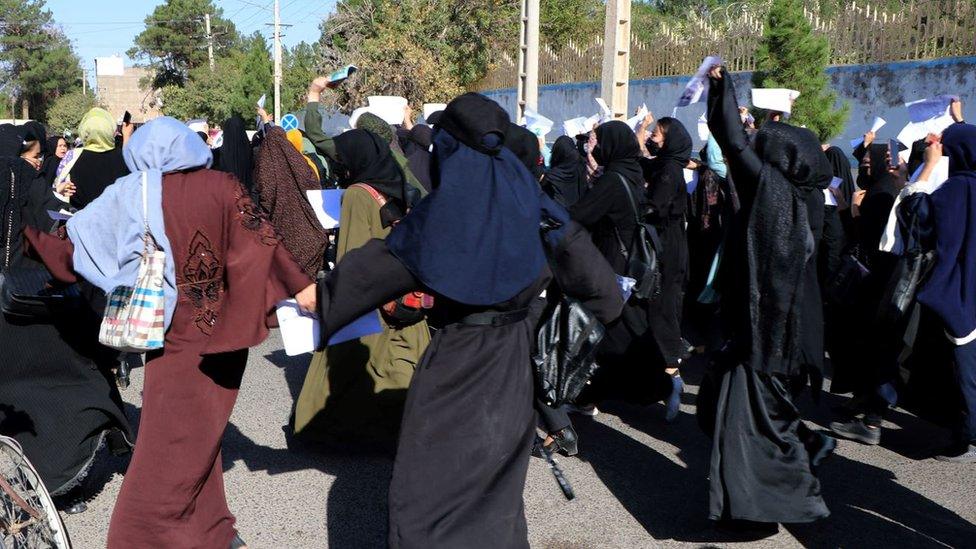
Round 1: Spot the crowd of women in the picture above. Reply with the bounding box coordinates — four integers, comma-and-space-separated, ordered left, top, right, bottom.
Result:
1, 64, 974, 548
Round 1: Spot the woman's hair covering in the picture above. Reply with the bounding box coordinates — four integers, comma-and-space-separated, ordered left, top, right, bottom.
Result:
745, 121, 831, 375
78, 108, 117, 153
592, 120, 644, 186
215, 115, 254, 192
23, 121, 48, 155
356, 112, 400, 152
504, 123, 544, 179
409, 125, 433, 149
543, 135, 588, 207
333, 128, 409, 227
286, 129, 320, 180
404, 125, 434, 192
942, 122, 976, 176
253, 126, 327, 277
66, 117, 213, 330
823, 145, 855, 206
653, 117, 693, 166
385, 92, 547, 306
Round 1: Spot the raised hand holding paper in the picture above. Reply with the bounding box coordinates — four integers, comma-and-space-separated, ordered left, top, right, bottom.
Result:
326, 65, 358, 88
677, 55, 722, 107
850, 116, 887, 149
595, 98, 613, 122
562, 116, 589, 137
625, 104, 649, 132
524, 107, 554, 137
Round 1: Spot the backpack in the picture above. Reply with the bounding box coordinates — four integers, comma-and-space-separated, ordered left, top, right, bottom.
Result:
349, 183, 433, 327
611, 174, 663, 301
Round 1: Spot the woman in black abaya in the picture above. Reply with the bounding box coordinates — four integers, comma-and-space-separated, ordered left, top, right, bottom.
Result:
641, 117, 692, 393
543, 135, 588, 207
214, 115, 255, 198
0, 124, 132, 511
698, 67, 834, 527
570, 120, 681, 419
316, 93, 623, 548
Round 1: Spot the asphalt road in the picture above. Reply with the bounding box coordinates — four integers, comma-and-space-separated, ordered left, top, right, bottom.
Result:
63, 331, 976, 548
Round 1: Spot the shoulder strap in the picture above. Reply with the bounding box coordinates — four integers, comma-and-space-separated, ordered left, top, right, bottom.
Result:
350, 183, 387, 208
613, 172, 641, 224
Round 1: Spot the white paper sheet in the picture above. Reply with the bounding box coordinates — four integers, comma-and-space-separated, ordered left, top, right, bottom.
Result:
751, 88, 800, 114
524, 107, 554, 137
366, 96, 409, 125
595, 98, 613, 121
824, 188, 838, 207
306, 189, 344, 230
625, 104, 648, 132
562, 116, 589, 137
257, 94, 266, 109
909, 155, 950, 184
697, 113, 710, 142
684, 168, 699, 195
276, 299, 320, 356
905, 95, 957, 123
423, 103, 446, 120
676, 55, 722, 107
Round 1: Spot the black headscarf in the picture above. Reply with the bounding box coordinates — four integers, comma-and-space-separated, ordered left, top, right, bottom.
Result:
648, 117, 692, 167
746, 121, 831, 375
385, 92, 547, 306
404, 125, 433, 192
40, 136, 65, 186
0, 124, 41, 270
22, 121, 47, 154
215, 115, 254, 193
823, 145, 855, 206
333, 128, 408, 227
592, 120, 643, 186
504, 123, 544, 179
543, 135, 588, 207
640, 117, 692, 219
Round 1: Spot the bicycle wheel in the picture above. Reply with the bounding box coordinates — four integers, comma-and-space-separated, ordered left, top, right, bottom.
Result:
0, 435, 71, 549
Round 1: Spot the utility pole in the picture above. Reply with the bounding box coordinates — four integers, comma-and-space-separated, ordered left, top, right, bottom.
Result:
273, 0, 282, 123
516, 0, 540, 123
204, 13, 215, 72
601, 0, 631, 120
82, 68, 87, 96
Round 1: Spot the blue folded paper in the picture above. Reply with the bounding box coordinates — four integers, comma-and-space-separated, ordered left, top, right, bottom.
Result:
328, 310, 383, 346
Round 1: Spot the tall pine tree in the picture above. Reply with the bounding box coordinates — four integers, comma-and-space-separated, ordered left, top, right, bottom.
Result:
752, 0, 848, 142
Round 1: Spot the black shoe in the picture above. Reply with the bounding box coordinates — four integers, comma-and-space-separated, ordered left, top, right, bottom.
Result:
829, 418, 881, 446
806, 432, 837, 472
549, 426, 579, 457
713, 518, 779, 540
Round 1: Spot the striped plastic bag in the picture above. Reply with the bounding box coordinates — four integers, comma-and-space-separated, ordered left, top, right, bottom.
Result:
98, 172, 166, 352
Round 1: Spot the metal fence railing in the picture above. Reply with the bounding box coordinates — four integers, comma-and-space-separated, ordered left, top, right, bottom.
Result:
473, 0, 976, 91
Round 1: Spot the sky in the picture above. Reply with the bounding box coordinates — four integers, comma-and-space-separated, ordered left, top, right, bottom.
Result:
45, 0, 335, 79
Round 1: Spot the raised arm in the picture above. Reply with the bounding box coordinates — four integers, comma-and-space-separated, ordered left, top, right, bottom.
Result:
304, 77, 338, 162
705, 66, 762, 205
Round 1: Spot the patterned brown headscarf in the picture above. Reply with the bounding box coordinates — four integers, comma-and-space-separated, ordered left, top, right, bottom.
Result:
254, 126, 327, 277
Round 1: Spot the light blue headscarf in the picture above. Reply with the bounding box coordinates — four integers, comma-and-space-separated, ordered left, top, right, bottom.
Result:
705, 134, 728, 179
67, 117, 213, 331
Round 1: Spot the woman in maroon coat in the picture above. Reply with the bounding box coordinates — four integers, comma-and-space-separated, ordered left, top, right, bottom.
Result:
27, 117, 316, 549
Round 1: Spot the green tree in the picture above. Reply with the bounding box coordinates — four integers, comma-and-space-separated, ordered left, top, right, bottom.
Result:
128, 0, 239, 88
540, 0, 603, 49
159, 34, 271, 128
751, 0, 849, 141
45, 90, 99, 136
0, 0, 82, 120
281, 42, 319, 114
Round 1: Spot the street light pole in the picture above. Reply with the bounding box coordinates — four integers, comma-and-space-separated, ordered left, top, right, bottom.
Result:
204, 13, 214, 72
273, 0, 282, 123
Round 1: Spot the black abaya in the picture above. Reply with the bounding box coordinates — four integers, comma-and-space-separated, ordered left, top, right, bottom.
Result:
701, 68, 831, 524
319, 227, 622, 548
67, 148, 130, 210
0, 140, 132, 496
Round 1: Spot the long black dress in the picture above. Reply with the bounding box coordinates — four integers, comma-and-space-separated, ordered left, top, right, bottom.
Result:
699, 70, 831, 524
320, 94, 624, 548
570, 121, 673, 404
0, 128, 132, 497
320, 228, 621, 547
641, 118, 691, 365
